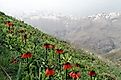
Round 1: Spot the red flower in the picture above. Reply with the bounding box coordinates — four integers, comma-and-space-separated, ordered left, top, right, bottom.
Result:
88, 70, 96, 77
6, 21, 13, 27
49, 44, 55, 49
56, 49, 64, 54
45, 68, 55, 76
44, 43, 55, 49
69, 72, 81, 79
21, 52, 32, 58
63, 62, 72, 70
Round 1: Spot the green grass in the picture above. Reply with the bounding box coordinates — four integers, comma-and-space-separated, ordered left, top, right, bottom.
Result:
0, 11, 121, 80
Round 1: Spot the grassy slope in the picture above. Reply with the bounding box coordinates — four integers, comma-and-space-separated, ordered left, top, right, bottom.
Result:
0, 11, 121, 80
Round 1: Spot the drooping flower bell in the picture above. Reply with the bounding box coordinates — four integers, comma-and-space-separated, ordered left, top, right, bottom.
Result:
45, 68, 55, 76
49, 44, 55, 49
6, 21, 13, 27
55, 49, 64, 54
69, 71, 81, 79
21, 52, 32, 58
63, 62, 72, 70
88, 70, 96, 77
44, 43, 55, 49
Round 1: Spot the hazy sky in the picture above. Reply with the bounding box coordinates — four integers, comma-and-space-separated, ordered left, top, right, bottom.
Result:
0, 0, 121, 16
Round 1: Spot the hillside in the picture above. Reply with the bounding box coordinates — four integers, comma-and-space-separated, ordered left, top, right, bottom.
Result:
0, 11, 121, 80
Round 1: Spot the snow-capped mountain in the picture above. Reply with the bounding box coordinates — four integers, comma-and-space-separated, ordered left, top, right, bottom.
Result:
20, 12, 121, 56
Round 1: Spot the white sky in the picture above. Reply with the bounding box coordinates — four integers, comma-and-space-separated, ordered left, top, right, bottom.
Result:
0, 0, 121, 16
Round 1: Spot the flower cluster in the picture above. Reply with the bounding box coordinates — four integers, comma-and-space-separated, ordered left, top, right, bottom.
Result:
6, 21, 13, 27
44, 43, 55, 49
45, 68, 55, 76
21, 52, 32, 58
69, 71, 81, 79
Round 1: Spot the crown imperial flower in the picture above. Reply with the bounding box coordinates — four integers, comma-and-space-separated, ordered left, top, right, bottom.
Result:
44, 43, 55, 49
6, 21, 13, 27
45, 68, 55, 76
21, 52, 32, 58
88, 70, 96, 77
63, 62, 72, 70
56, 49, 64, 54
69, 72, 81, 79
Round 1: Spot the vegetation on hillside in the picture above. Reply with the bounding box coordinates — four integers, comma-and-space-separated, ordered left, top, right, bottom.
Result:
0, 11, 121, 80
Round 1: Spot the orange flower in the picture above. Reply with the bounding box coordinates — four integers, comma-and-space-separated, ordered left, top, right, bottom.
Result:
45, 68, 55, 76
55, 49, 64, 54
49, 44, 55, 49
44, 43, 55, 49
69, 72, 81, 79
21, 52, 32, 58
6, 21, 13, 27
63, 62, 72, 70
88, 70, 96, 77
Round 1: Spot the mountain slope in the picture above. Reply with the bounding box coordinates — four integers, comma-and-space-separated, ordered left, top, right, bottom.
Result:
21, 12, 121, 64
22, 12, 121, 55
0, 11, 121, 80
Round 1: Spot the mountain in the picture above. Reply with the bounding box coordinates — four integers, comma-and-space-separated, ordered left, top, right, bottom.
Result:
1, 11, 121, 80
20, 12, 121, 62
